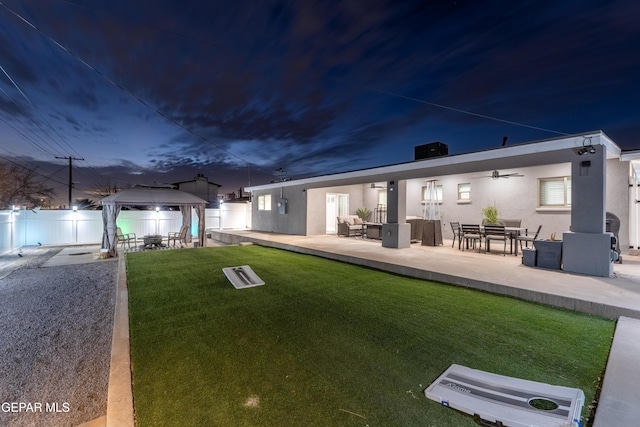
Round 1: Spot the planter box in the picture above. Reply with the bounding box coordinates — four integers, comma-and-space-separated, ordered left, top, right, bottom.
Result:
534, 240, 563, 270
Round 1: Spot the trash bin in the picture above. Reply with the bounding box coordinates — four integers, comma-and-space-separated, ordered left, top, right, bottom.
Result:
534, 240, 563, 270
522, 248, 537, 267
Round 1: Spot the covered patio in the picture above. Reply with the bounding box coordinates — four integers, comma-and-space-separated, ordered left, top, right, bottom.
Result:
248, 131, 639, 277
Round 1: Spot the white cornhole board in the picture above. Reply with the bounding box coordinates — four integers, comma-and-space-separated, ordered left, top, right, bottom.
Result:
425, 364, 584, 427
223, 265, 265, 289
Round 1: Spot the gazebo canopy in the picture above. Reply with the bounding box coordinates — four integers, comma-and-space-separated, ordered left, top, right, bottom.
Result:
101, 186, 208, 257
101, 186, 207, 206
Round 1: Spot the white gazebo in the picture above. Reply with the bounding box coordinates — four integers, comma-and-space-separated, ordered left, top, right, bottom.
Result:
101, 186, 207, 257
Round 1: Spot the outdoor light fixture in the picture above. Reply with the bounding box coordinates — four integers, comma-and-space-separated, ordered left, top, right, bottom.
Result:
578, 146, 596, 155
155, 206, 160, 212
72, 205, 78, 212
578, 136, 596, 155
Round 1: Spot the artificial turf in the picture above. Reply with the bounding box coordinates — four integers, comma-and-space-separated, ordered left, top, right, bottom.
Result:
126, 245, 614, 426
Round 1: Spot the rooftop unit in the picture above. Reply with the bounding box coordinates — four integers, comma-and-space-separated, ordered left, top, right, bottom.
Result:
415, 141, 448, 160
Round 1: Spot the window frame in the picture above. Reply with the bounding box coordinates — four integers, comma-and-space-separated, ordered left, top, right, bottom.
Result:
457, 183, 471, 204
538, 176, 571, 209
257, 194, 272, 211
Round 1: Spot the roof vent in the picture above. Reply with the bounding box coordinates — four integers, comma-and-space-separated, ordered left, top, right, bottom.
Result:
415, 142, 448, 160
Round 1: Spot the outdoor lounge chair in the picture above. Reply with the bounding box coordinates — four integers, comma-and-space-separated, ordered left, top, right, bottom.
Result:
116, 227, 137, 249
337, 215, 363, 237
484, 225, 508, 256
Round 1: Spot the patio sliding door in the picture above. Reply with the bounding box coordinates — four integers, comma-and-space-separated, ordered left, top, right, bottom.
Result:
326, 193, 349, 234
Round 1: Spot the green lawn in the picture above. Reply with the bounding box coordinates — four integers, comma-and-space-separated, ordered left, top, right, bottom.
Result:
126, 245, 614, 427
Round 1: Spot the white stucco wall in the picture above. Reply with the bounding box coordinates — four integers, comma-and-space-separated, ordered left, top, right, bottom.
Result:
306, 184, 366, 235
249, 158, 633, 250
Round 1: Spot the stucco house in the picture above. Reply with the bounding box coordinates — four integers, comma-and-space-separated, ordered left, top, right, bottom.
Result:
173, 174, 221, 208
246, 131, 640, 277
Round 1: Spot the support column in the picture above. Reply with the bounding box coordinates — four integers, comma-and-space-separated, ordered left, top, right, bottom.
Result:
382, 179, 411, 248
563, 144, 614, 277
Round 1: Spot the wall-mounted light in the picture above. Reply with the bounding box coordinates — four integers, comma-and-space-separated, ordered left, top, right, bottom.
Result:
578, 146, 596, 155
155, 206, 160, 212
578, 136, 596, 155
72, 205, 78, 212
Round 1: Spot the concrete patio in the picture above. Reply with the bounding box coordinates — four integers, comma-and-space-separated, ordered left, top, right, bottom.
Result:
210, 230, 640, 320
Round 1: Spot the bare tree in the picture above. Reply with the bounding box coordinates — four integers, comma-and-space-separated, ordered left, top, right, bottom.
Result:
88, 177, 122, 199
0, 162, 56, 209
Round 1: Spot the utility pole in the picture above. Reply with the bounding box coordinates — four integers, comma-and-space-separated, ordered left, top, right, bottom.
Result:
55, 156, 84, 209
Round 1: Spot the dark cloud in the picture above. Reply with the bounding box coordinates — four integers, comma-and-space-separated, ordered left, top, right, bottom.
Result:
0, 0, 638, 203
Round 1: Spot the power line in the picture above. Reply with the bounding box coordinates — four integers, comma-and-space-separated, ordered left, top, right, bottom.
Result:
1, 64, 87, 158
366, 88, 570, 136
0, 3, 252, 166
0, 154, 68, 187
1, 0, 572, 190
56, 0, 570, 138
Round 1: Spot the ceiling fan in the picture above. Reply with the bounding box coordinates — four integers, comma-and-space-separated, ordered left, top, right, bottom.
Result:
370, 183, 386, 189
473, 170, 524, 179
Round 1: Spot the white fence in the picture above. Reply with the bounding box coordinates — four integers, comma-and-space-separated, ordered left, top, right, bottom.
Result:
0, 203, 251, 255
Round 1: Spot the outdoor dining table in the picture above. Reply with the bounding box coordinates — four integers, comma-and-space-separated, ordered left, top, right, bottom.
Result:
478, 226, 528, 256
505, 227, 527, 256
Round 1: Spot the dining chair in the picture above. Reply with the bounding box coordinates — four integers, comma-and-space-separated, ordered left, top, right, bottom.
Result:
461, 224, 482, 252
484, 225, 508, 256
450, 221, 462, 249
516, 225, 542, 251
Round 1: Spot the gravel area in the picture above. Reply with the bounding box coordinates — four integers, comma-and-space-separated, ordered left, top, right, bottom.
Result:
0, 248, 118, 427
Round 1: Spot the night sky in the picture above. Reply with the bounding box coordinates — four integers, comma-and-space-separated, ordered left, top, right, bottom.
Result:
1, 0, 639, 205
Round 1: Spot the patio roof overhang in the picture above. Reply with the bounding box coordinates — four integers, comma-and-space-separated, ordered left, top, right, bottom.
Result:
247, 131, 622, 191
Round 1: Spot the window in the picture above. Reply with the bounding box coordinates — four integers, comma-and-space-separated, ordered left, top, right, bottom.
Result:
422, 185, 443, 204
458, 183, 471, 202
377, 190, 387, 206
539, 177, 571, 208
336, 194, 349, 216
258, 194, 272, 211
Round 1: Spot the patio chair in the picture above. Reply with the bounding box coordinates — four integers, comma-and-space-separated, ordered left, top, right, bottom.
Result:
461, 224, 482, 252
450, 221, 462, 249
116, 227, 136, 250
168, 225, 189, 247
484, 225, 508, 256
516, 225, 542, 251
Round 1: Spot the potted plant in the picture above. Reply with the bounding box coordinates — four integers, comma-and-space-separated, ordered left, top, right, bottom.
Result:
356, 207, 372, 222
481, 205, 500, 225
